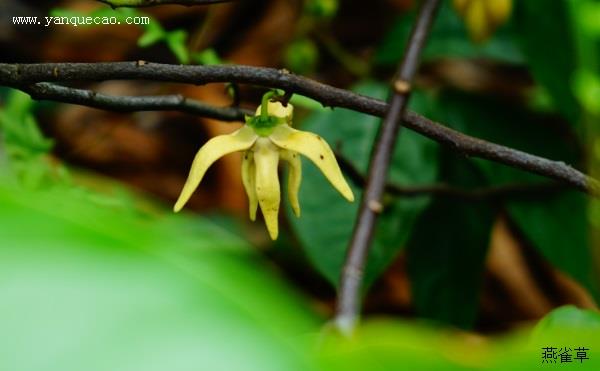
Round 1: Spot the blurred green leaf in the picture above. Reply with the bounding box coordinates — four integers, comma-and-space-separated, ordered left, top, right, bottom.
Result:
165, 30, 190, 64
579, 2, 600, 36
192, 48, 223, 66
284, 39, 319, 75
304, 0, 338, 19
407, 154, 494, 329
0, 179, 319, 371
573, 69, 600, 115
0, 90, 53, 154
319, 315, 600, 370
318, 321, 472, 370
534, 306, 600, 336
435, 91, 597, 297
0, 90, 68, 188
288, 81, 438, 287
514, 0, 581, 125
376, 1, 523, 66
137, 21, 165, 47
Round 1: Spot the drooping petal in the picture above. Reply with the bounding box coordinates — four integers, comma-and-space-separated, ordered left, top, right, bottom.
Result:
279, 149, 302, 217
464, 0, 489, 43
241, 151, 258, 221
253, 138, 281, 240
269, 125, 354, 202
174, 126, 257, 212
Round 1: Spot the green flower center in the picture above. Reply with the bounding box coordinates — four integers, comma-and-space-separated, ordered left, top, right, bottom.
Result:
246, 115, 284, 137
245, 91, 288, 137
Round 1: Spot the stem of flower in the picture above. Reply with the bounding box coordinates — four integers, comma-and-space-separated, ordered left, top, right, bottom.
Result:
260, 91, 278, 120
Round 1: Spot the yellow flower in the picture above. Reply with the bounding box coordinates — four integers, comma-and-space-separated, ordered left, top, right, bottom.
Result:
173, 96, 354, 240
453, 0, 512, 43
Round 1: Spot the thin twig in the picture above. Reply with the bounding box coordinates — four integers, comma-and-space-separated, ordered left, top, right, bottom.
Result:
334, 0, 442, 334
24, 82, 250, 120
0, 62, 598, 196
96, 0, 235, 8
336, 153, 566, 200
276, 90, 294, 107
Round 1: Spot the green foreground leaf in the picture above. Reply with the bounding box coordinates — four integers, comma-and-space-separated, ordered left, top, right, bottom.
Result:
0, 180, 319, 371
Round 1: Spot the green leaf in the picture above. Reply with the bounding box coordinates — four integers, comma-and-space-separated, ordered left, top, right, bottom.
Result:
318, 315, 600, 370
191, 48, 223, 66
376, 0, 523, 66
0, 90, 52, 153
318, 321, 470, 370
138, 27, 165, 48
573, 69, 600, 115
508, 192, 593, 287
435, 91, 597, 296
406, 154, 495, 329
166, 30, 190, 64
0, 90, 65, 187
284, 39, 319, 75
534, 306, 600, 335
288, 81, 438, 287
0, 179, 319, 371
304, 0, 338, 19
514, 0, 581, 124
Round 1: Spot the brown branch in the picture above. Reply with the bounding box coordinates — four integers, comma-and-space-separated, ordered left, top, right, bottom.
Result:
334, 0, 442, 334
96, 0, 235, 8
0, 62, 598, 196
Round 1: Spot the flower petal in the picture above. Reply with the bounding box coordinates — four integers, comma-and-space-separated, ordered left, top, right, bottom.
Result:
255, 101, 294, 122
279, 149, 302, 217
253, 138, 281, 240
270, 125, 354, 202
174, 126, 257, 212
464, 0, 490, 43
241, 151, 258, 221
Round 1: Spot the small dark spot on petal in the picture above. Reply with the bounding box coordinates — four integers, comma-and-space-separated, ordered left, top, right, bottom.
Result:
319, 155, 324, 160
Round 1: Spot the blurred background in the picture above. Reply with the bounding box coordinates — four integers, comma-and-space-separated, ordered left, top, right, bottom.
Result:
1, 0, 600, 370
